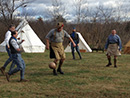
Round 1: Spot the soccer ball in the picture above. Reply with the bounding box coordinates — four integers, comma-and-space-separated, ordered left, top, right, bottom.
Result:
49, 62, 56, 69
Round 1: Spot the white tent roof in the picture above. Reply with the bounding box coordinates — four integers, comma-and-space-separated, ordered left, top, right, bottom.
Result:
65, 32, 92, 52
0, 19, 45, 53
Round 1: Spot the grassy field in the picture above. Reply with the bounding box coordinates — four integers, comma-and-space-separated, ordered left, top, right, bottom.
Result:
0, 51, 130, 98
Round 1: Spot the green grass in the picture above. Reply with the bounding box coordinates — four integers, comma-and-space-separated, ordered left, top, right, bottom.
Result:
0, 51, 130, 98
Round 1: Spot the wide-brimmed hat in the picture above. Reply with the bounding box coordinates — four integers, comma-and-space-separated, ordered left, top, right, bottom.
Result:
57, 22, 64, 28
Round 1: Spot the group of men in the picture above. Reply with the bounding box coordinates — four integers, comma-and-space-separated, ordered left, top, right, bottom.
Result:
0, 25, 27, 82
0, 22, 122, 80
46, 22, 122, 75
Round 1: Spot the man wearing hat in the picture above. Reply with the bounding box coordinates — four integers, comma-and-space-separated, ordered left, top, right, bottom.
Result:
105, 30, 122, 68
70, 27, 82, 59
46, 22, 76, 75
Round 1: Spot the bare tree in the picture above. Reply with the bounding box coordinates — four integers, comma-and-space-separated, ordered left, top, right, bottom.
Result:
96, 5, 116, 24
0, 0, 30, 26
46, 0, 66, 23
73, 0, 88, 24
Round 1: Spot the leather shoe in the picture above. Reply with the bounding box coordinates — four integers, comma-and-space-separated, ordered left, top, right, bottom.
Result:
6, 73, 10, 82
106, 63, 112, 67
53, 69, 58, 76
0, 67, 5, 75
19, 79, 28, 82
114, 65, 117, 68
57, 69, 64, 74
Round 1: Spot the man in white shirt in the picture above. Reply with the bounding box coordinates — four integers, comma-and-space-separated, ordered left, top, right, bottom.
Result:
0, 24, 16, 75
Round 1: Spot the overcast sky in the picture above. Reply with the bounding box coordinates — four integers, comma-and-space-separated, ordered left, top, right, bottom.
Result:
18, 0, 130, 22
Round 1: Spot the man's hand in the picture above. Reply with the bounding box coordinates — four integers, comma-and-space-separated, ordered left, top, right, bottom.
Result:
46, 45, 49, 50
77, 44, 79, 46
69, 37, 76, 47
16, 48, 21, 52
104, 49, 107, 51
17, 38, 20, 40
46, 43, 50, 50
21, 40, 25, 42
73, 43, 76, 47
7, 45, 10, 49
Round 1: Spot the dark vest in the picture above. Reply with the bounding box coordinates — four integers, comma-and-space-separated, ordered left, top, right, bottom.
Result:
9, 37, 20, 54
70, 32, 79, 44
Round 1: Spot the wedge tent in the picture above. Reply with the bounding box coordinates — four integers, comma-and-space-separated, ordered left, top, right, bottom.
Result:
124, 40, 130, 54
0, 19, 45, 53
65, 32, 92, 52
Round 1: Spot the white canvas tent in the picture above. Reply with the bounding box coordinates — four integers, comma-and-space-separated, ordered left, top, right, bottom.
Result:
0, 19, 45, 53
65, 32, 92, 52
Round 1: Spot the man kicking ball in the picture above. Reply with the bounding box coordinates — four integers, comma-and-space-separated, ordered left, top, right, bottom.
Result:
46, 22, 76, 75
105, 30, 122, 68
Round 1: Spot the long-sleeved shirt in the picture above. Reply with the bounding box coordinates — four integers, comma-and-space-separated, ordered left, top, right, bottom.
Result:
46, 28, 70, 43
105, 34, 122, 51
4, 30, 11, 46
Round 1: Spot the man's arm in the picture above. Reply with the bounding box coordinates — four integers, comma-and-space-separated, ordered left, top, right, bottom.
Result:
118, 36, 122, 51
46, 39, 50, 50
77, 34, 79, 46
45, 29, 54, 50
104, 38, 109, 51
5, 31, 11, 48
63, 30, 76, 47
11, 39, 21, 52
69, 37, 76, 47
18, 40, 25, 45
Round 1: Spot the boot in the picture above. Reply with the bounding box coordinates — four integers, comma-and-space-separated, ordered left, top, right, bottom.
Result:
0, 67, 5, 75
57, 68, 64, 74
106, 57, 112, 67
114, 59, 117, 68
5, 73, 10, 82
53, 69, 58, 76
57, 60, 64, 74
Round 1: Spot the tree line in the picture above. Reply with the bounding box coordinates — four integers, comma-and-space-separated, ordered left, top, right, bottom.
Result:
0, 0, 130, 50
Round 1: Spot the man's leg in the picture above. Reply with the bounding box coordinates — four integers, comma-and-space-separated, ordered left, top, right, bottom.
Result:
3, 57, 13, 68
76, 46, 82, 59
0, 46, 13, 75
57, 59, 65, 74
19, 57, 28, 82
106, 55, 112, 67
53, 59, 58, 75
71, 44, 75, 59
6, 54, 22, 82
8, 61, 15, 73
71, 45, 75, 59
114, 56, 117, 68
